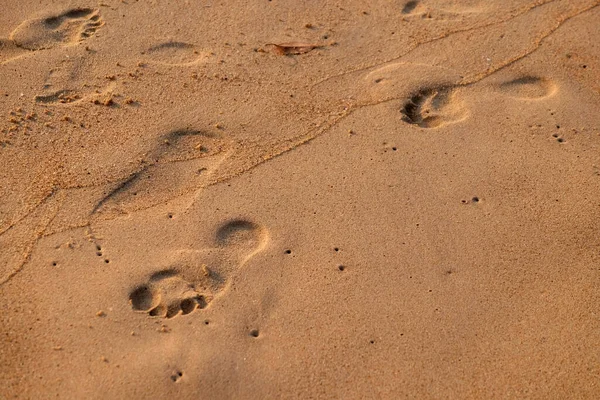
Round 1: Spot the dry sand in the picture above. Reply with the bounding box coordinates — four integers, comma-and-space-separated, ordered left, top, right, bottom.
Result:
1, 0, 600, 398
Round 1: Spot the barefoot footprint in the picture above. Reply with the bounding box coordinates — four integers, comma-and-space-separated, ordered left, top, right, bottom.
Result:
94, 128, 233, 216
9, 8, 103, 51
401, 86, 468, 128
496, 76, 558, 100
129, 219, 268, 319
145, 41, 209, 66
130, 270, 208, 318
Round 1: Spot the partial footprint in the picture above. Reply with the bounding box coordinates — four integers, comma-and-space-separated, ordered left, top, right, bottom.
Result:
496, 76, 557, 100
9, 8, 103, 51
33, 59, 116, 105
215, 219, 269, 263
129, 219, 268, 318
94, 129, 233, 216
400, 0, 482, 19
0, 39, 25, 63
145, 41, 208, 66
401, 86, 468, 128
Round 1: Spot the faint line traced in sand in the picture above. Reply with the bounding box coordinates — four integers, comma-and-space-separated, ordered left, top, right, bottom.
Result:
129, 219, 268, 318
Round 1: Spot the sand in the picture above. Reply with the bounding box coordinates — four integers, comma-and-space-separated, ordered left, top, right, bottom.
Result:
1, 0, 600, 398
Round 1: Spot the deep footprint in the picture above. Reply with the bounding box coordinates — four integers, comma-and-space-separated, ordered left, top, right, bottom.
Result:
129, 269, 207, 319
401, 86, 467, 128
129, 219, 269, 318
10, 8, 104, 50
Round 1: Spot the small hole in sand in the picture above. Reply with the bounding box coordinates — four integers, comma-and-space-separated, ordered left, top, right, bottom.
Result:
104, 259, 110, 263
96, 245, 102, 251
557, 137, 565, 143
168, 213, 173, 219
204, 320, 210, 325
369, 340, 375, 344
52, 262, 57, 266
250, 329, 259, 338
334, 247, 339, 252
472, 197, 479, 203
171, 371, 183, 382
338, 265, 346, 271
96, 252, 102, 257
552, 133, 559, 138
392, 147, 397, 151
285, 249, 292, 254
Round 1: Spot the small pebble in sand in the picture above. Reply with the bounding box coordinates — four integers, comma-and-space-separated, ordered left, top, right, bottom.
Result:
96, 310, 106, 317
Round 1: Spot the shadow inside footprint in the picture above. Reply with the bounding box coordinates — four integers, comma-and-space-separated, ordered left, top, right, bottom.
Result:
401, 86, 467, 128
216, 219, 265, 247
146, 41, 205, 65
10, 8, 103, 50
497, 76, 557, 100
401, 0, 419, 14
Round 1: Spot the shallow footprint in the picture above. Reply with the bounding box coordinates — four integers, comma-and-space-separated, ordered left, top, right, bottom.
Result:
9, 8, 103, 51
496, 76, 557, 100
145, 41, 208, 66
94, 129, 233, 216
400, 0, 483, 19
401, 86, 468, 128
215, 219, 269, 262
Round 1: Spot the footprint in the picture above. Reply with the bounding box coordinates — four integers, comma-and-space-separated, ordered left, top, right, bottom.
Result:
401, 86, 468, 128
130, 270, 207, 319
129, 219, 268, 318
33, 59, 116, 105
497, 76, 557, 100
400, 0, 482, 19
215, 219, 269, 262
145, 41, 208, 66
94, 129, 233, 216
9, 8, 103, 51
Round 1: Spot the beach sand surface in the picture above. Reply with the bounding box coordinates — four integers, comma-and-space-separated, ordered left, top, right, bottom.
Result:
1, 0, 600, 398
